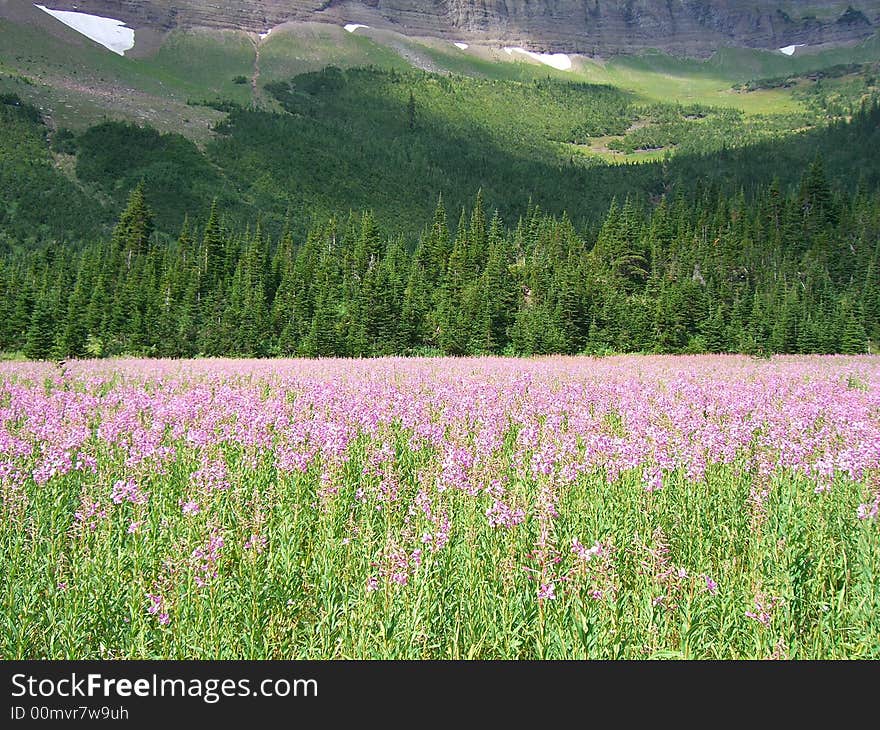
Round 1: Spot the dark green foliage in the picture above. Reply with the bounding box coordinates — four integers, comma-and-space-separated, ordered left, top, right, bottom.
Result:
111, 182, 155, 261
3, 149, 879, 358
50, 128, 77, 155
75, 121, 239, 234
2, 76, 880, 358
0, 94, 111, 245
23, 293, 57, 360
6, 66, 880, 253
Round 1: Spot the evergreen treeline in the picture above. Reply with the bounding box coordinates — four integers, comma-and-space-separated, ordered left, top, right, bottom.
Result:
2, 152, 878, 360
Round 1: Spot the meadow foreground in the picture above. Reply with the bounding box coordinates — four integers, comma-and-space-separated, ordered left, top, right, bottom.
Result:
1, 355, 878, 659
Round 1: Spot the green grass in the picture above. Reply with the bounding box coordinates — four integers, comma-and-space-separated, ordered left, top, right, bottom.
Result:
553, 38, 880, 114
2, 10, 880, 241
2, 9, 880, 138
1, 368, 877, 659
565, 139, 669, 165
4, 7, 880, 140
136, 28, 257, 108
0, 16, 225, 138
590, 56, 804, 114
258, 25, 412, 81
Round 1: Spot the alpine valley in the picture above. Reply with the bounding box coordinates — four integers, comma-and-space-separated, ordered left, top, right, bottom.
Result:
1, 0, 879, 357
3, 2, 880, 668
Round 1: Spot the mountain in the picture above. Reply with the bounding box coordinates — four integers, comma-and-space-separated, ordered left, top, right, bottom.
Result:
34, 1, 880, 56
3, 0, 880, 245
2, 5, 880, 358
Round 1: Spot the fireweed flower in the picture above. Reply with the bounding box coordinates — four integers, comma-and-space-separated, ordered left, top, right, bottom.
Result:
73, 498, 107, 532
642, 466, 663, 492
571, 538, 603, 562
74, 452, 97, 473
746, 592, 781, 627
244, 534, 268, 553
191, 532, 224, 588
190, 456, 230, 495
3, 356, 880, 655
146, 592, 169, 624
638, 528, 690, 610
179, 499, 200, 515
111, 479, 148, 505
486, 499, 525, 529
857, 487, 880, 521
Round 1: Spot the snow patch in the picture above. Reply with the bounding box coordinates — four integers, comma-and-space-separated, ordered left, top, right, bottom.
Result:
35, 4, 134, 56
778, 44, 806, 56
344, 24, 369, 33
502, 46, 571, 71
454, 42, 469, 50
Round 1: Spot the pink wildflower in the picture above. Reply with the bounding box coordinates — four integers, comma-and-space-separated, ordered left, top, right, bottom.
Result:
179, 499, 200, 515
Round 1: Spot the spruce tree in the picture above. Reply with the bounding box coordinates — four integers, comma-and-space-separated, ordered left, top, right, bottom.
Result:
111, 182, 154, 271
200, 200, 225, 291
839, 302, 868, 354
24, 293, 57, 360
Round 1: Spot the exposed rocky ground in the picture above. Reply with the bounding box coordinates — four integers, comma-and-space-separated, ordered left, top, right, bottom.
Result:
31, 1, 880, 56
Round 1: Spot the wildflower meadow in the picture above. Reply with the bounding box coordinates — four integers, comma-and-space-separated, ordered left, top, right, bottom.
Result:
1, 355, 878, 659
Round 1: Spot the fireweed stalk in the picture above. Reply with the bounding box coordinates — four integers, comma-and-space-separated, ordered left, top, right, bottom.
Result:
0, 355, 878, 659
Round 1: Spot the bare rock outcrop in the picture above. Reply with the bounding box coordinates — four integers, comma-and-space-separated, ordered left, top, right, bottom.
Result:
31, 1, 880, 56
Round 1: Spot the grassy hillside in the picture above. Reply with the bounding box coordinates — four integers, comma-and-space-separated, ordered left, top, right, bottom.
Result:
259, 24, 413, 80
0, 93, 110, 247
2, 66, 879, 244
1, 6, 880, 242
3, 4, 880, 138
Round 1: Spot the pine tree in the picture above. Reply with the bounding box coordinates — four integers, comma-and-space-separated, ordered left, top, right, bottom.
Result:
57, 265, 91, 358
862, 244, 880, 342
111, 182, 154, 271
200, 200, 225, 291
700, 305, 726, 353
797, 314, 820, 353
798, 156, 834, 227
24, 293, 57, 360
407, 90, 416, 130
438, 208, 473, 354
839, 302, 868, 354
176, 277, 201, 357
473, 212, 517, 353
0, 262, 10, 351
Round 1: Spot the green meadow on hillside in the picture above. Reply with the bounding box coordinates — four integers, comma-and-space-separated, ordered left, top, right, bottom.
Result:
1, 7, 880, 242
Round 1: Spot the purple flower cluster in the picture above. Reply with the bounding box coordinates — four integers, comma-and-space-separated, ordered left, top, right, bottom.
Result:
1, 354, 878, 630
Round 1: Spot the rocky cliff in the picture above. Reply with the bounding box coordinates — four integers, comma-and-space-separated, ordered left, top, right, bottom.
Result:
34, 1, 880, 55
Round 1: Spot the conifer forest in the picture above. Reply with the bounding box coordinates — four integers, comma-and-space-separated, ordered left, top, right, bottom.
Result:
2, 7, 880, 664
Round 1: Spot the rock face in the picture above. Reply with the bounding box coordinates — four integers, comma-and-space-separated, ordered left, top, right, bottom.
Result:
35, 1, 880, 55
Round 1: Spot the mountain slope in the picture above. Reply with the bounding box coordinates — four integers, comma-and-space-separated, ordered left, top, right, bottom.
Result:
2, 0, 880, 245
34, 1, 880, 55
